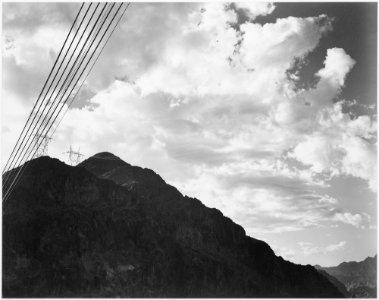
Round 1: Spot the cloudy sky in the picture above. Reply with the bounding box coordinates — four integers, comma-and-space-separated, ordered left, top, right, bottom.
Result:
2, 2, 377, 266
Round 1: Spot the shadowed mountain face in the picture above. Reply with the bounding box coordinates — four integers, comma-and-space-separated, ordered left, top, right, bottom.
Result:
316, 269, 350, 297
3, 153, 344, 298
315, 256, 377, 298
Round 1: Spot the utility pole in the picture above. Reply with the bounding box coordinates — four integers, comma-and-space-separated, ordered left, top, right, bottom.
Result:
31, 133, 52, 158
63, 145, 84, 166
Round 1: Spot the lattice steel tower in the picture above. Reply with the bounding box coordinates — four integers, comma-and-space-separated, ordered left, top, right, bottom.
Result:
31, 133, 52, 158
63, 145, 84, 166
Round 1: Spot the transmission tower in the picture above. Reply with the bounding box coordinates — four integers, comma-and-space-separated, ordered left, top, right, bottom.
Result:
63, 145, 84, 166
31, 133, 52, 158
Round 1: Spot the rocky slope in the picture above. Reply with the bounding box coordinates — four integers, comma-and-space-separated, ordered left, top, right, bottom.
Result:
3, 153, 344, 297
316, 269, 350, 297
315, 255, 377, 298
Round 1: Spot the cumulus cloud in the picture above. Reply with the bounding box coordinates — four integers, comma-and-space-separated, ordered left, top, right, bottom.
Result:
316, 48, 356, 87
234, 2, 276, 20
289, 102, 377, 190
2, 2, 376, 241
285, 48, 376, 191
298, 241, 346, 256
3, 3, 78, 102
341, 133, 377, 191
290, 135, 343, 174
333, 212, 371, 229
49, 4, 375, 232
136, 5, 332, 97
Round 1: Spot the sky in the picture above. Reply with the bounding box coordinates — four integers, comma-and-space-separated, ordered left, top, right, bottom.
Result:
2, 2, 377, 267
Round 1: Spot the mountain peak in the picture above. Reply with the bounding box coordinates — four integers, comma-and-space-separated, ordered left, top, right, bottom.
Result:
4, 153, 344, 298
78, 152, 129, 177
79, 151, 170, 194
91, 152, 123, 160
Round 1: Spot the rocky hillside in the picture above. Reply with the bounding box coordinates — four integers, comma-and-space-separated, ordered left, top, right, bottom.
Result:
316, 269, 350, 297
315, 256, 377, 298
3, 153, 344, 297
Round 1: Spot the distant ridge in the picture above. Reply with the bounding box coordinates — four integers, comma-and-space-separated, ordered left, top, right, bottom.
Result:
3, 153, 344, 297
315, 255, 377, 298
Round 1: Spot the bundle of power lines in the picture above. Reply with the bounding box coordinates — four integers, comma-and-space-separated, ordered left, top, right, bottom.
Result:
2, 2, 130, 202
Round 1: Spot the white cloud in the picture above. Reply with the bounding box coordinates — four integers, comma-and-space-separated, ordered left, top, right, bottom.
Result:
286, 48, 375, 191
1, 91, 32, 167
298, 241, 346, 256
234, 2, 276, 20
325, 241, 346, 252
137, 8, 332, 97
2, 3, 376, 241
45, 4, 375, 235
239, 15, 332, 76
290, 135, 343, 174
2, 3, 77, 102
316, 48, 356, 87
289, 103, 377, 191
341, 134, 377, 191
333, 212, 370, 229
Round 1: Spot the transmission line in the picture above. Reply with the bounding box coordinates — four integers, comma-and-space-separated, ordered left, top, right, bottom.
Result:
3, 3, 105, 195
15, 3, 107, 164
2, 3, 105, 191
4, 3, 121, 202
52, 3, 131, 138
2, 3, 93, 190
2, 2, 85, 178
3, 3, 128, 202
3, 3, 98, 190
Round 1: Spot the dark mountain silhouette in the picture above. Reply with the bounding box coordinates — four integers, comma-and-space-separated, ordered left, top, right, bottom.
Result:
315, 255, 377, 298
3, 152, 344, 297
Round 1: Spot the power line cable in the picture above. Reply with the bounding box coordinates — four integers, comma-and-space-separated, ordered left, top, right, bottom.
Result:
3, 2, 104, 198
50, 3, 115, 136
3, 2, 100, 193
32, 3, 108, 144
2, 2, 85, 176
2, 3, 100, 190
2, 3, 93, 187
51, 3, 131, 138
4, 3, 125, 202
4, 3, 120, 202
3, 3, 104, 196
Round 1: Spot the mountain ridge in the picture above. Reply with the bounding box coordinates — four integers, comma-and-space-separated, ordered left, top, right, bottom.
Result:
315, 255, 377, 298
3, 153, 344, 297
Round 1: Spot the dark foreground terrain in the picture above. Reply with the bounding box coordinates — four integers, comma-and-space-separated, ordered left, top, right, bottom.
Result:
316, 255, 377, 298
3, 152, 344, 297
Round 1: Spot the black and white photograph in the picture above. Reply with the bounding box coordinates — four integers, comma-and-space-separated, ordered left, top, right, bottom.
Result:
2, 1, 377, 298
